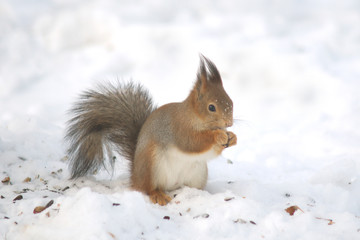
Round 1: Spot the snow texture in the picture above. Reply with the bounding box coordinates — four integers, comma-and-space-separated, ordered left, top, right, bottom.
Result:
1, 0, 360, 239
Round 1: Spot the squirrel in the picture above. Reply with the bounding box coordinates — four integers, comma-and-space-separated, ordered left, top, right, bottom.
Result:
65, 55, 237, 205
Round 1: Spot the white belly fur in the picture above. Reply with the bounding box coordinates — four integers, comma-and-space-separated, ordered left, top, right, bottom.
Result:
153, 146, 218, 191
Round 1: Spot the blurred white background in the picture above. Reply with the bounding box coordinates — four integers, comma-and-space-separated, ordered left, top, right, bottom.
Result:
1, 1, 360, 238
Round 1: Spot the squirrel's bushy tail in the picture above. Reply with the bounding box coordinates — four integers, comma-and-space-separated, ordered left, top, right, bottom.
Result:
65, 82, 156, 179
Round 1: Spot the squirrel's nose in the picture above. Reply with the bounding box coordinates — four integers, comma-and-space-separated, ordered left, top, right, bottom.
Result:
225, 120, 233, 127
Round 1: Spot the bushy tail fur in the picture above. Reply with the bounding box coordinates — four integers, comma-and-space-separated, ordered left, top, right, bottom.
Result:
65, 82, 156, 179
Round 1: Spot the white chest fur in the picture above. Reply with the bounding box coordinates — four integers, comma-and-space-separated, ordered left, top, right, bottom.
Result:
153, 146, 218, 191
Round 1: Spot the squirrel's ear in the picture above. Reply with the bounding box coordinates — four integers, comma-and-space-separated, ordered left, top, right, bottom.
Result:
196, 55, 223, 90
195, 55, 223, 98
202, 55, 223, 85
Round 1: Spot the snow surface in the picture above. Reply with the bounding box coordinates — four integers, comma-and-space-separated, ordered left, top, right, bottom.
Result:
1, 0, 360, 239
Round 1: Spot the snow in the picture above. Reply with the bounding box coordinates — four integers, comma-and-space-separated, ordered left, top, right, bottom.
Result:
1, 0, 360, 239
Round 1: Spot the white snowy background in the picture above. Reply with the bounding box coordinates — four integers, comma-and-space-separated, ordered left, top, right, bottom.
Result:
1, 0, 360, 239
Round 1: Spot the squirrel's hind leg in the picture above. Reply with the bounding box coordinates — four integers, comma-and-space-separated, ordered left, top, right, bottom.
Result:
149, 189, 172, 206
132, 142, 172, 206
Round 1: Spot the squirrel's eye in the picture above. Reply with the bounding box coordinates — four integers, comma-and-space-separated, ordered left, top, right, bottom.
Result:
208, 104, 216, 112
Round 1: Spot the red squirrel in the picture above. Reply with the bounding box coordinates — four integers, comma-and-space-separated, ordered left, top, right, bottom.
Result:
66, 55, 237, 205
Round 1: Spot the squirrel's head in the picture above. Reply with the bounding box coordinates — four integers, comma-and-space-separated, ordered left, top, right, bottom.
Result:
189, 55, 233, 130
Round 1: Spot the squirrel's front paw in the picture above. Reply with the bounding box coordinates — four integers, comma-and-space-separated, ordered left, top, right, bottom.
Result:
215, 130, 229, 147
225, 131, 237, 148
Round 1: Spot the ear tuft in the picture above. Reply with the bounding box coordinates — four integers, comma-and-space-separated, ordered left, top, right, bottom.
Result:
198, 54, 222, 85
193, 54, 223, 99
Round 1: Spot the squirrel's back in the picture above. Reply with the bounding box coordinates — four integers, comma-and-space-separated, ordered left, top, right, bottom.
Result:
65, 82, 156, 178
